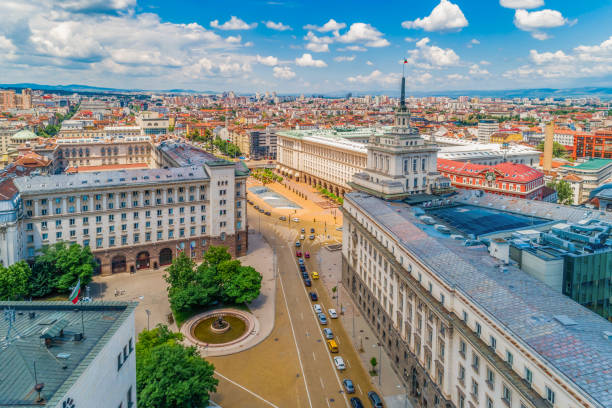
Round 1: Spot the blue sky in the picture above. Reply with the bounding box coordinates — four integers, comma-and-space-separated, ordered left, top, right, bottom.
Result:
0, 0, 611, 93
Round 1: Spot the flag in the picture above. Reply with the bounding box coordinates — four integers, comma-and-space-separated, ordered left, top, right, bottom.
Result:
403, 59, 408, 64
69, 279, 81, 304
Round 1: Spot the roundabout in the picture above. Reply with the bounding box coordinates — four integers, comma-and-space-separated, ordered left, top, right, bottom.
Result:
181, 308, 259, 356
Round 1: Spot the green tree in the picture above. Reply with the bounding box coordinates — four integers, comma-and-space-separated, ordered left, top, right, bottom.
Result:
547, 179, 574, 205
370, 357, 378, 374
164, 252, 195, 289
218, 261, 262, 304
33, 242, 95, 293
136, 325, 218, 408
0, 261, 32, 300
29, 258, 56, 297
203, 246, 232, 268
536, 141, 568, 158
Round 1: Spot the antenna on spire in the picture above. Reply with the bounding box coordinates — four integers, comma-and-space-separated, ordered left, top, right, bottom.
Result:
401, 58, 407, 109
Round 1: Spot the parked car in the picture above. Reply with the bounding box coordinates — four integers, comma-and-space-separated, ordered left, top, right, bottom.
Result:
368, 391, 383, 408
309, 234, 315, 240
343, 379, 355, 394
313, 304, 322, 313
295, 241, 301, 247
304, 251, 310, 258
300, 234, 305, 240
301, 228, 305, 233
302, 272, 308, 280
350, 397, 364, 408
298, 258, 304, 264
333, 356, 345, 370
310, 228, 315, 233
254, 205, 259, 210
304, 279, 312, 287
264, 211, 271, 216
309, 292, 318, 301
258, 208, 265, 213
329, 309, 338, 319
279, 216, 287, 221
323, 328, 334, 339
317, 312, 327, 324
292, 217, 300, 222
300, 265, 306, 273
296, 250, 302, 257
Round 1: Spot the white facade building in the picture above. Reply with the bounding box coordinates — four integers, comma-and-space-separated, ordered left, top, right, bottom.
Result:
477, 120, 499, 143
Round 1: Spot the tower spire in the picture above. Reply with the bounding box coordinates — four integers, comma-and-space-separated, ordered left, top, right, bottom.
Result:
400, 76, 406, 109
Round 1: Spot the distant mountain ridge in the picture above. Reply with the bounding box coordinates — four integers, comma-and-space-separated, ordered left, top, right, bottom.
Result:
1, 83, 611, 99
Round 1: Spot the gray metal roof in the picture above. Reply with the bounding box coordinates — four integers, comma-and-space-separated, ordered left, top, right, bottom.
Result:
346, 192, 612, 407
0, 301, 136, 407
12, 166, 209, 195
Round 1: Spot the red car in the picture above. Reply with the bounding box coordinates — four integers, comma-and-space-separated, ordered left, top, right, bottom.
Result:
304, 252, 310, 258
296, 250, 302, 257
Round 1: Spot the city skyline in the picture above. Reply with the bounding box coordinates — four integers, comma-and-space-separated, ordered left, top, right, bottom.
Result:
1, 0, 611, 93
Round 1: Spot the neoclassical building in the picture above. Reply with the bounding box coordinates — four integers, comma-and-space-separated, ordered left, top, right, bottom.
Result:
0, 156, 249, 274
341, 77, 612, 408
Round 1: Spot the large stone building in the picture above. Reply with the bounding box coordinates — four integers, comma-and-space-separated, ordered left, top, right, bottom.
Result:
0, 145, 249, 274
0, 88, 32, 110
341, 77, 612, 408
0, 301, 137, 408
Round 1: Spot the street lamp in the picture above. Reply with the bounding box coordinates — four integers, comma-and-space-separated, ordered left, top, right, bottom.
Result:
373, 343, 382, 386
145, 309, 151, 331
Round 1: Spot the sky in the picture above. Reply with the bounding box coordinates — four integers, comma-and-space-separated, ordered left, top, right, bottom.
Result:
0, 0, 611, 94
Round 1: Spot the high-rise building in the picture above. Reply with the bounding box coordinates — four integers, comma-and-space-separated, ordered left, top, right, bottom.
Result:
477, 119, 498, 144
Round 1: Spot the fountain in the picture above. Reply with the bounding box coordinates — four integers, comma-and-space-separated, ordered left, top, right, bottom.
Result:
210, 315, 231, 334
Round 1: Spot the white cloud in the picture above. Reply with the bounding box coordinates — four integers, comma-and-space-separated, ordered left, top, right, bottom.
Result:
529, 49, 572, 64
210, 16, 257, 30
264, 21, 291, 31
366, 60, 373, 66
499, 0, 544, 9
306, 43, 329, 52
295, 53, 327, 67
303, 19, 346, 34
304, 31, 333, 52
257, 55, 279, 66
336, 23, 389, 47
0, 35, 17, 53
480, 60, 491, 65
470, 39, 480, 45
338, 45, 367, 52
347, 70, 401, 87
273, 66, 295, 79
513, 9, 571, 40
334, 55, 355, 62
469, 64, 490, 76
402, 0, 468, 32
407, 37, 460, 67
405, 37, 418, 42
504, 36, 612, 80
447, 73, 466, 80
226, 35, 242, 44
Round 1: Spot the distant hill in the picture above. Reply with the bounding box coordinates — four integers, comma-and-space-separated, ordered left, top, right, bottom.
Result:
1, 83, 611, 100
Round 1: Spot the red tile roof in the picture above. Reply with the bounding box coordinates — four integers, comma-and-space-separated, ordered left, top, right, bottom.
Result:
437, 158, 543, 183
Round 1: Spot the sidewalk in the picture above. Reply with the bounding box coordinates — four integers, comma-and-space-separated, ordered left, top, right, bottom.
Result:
183, 229, 277, 356
317, 248, 414, 408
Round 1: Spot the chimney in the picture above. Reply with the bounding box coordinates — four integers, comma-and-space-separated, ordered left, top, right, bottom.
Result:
543, 121, 554, 172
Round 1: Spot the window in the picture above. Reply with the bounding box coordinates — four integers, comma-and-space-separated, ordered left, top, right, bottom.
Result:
462, 311, 468, 323
545, 387, 555, 405
524, 367, 532, 386
506, 351, 513, 367
459, 340, 466, 357
458, 364, 465, 380
486, 367, 494, 388
490, 336, 496, 351
502, 385, 511, 405
486, 397, 493, 408
472, 354, 480, 372
472, 380, 479, 399
117, 353, 122, 371
475, 322, 481, 337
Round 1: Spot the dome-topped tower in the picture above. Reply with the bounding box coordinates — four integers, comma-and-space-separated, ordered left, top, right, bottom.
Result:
350, 75, 440, 200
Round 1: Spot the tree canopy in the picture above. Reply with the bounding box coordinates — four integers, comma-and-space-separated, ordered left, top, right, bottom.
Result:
136, 325, 218, 408
547, 179, 574, 205
165, 247, 262, 318
0, 261, 32, 300
537, 141, 568, 158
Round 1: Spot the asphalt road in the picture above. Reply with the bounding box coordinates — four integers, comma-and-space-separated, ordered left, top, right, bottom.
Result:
254, 205, 377, 408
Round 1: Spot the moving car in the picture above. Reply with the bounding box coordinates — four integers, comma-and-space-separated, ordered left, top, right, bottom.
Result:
254, 205, 259, 210
301, 228, 305, 233
350, 397, 364, 408
304, 279, 312, 287
295, 241, 301, 247
313, 304, 322, 313
368, 391, 383, 408
299, 265, 306, 273
333, 356, 345, 370
279, 216, 287, 221
296, 250, 302, 257
342, 379, 355, 394
300, 234, 305, 240
292, 217, 300, 222
309, 292, 318, 301
298, 258, 304, 264
327, 339, 338, 353
302, 272, 308, 279
317, 312, 327, 324
258, 208, 265, 213
311, 271, 319, 280
329, 309, 338, 319
304, 251, 310, 258
323, 328, 333, 339
310, 227, 315, 233
309, 234, 315, 240
265, 211, 271, 216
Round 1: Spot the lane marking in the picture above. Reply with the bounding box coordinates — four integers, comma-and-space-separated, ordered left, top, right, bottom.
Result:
278, 260, 314, 408
326, 398, 332, 408
345, 359, 351, 369
320, 376, 325, 389
357, 383, 363, 395
300, 312, 304, 320
288, 245, 350, 408
215, 371, 280, 408
336, 337, 341, 345
312, 351, 317, 361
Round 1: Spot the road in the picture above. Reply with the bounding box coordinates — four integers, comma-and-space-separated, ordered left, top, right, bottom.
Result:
249, 198, 377, 408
